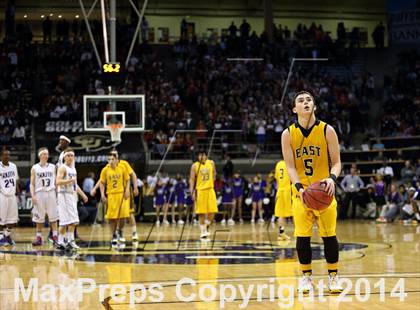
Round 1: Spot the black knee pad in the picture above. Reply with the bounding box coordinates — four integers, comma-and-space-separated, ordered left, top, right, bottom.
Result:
322, 236, 339, 263
296, 237, 312, 264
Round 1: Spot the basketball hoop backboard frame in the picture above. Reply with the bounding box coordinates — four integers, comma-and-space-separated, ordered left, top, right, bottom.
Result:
83, 94, 145, 132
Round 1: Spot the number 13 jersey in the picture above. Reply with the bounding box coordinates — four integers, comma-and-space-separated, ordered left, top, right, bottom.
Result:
288, 119, 330, 187
33, 163, 56, 192
194, 160, 214, 190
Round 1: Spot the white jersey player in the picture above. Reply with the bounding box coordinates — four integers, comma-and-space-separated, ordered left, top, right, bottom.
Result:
0, 149, 19, 246
30, 148, 59, 246
55, 148, 88, 251
56, 135, 73, 168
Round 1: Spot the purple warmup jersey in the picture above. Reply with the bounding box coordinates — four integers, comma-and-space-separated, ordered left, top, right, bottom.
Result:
185, 189, 193, 205
250, 182, 262, 202
155, 185, 165, 205
175, 181, 187, 204
233, 177, 244, 198
165, 183, 176, 204
222, 183, 234, 203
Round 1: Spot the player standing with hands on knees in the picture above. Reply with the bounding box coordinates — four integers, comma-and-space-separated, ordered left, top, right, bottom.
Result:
281, 91, 342, 294
55, 148, 88, 250
189, 148, 218, 240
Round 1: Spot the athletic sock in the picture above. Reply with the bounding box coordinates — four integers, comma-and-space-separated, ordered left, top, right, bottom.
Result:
200, 224, 206, 234
66, 232, 74, 242
58, 234, 65, 244
36, 232, 42, 238
4, 228, 11, 237
52, 231, 58, 237
131, 226, 137, 233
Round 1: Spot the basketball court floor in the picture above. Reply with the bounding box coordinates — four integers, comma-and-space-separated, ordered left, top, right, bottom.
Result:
1, 221, 419, 309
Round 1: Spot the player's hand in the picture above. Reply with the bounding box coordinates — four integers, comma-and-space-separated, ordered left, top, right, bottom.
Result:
32, 196, 38, 205
133, 187, 139, 197
69, 177, 77, 185
82, 194, 88, 203
322, 178, 335, 196
124, 190, 130, 200
90, 188, 96, 197
191, 191, 196, 201
101, 195, 107, 205
298, 189, 307, 208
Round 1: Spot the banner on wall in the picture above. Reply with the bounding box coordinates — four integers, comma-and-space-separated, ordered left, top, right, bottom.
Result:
387, 0, 420, 44
35, 119, 145, 176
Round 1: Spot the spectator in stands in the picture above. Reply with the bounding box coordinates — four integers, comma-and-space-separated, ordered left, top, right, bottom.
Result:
228, 21, 238, 37
43, 16, 52, 43
377, 161, 394, 193
401, 187, 419, 224
416, 158, 420, 181
71, 18, 79, 40
141, 16, 149, 41
372, 138, 385, 150
374, 174, 386, 207
223, 154, 234, 180
12, 124, 25, 144
240, 19, 251, 38
401, 160, 415, 186
376, 184, 402, 223
180, 19, 188, 38
83, 172, 95, 197
340, 166, 364, 219
372, 22, 385, 49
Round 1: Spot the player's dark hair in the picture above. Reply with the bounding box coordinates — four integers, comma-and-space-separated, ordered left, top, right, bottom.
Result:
292, 91, 315, 107
64, 147, 74, 153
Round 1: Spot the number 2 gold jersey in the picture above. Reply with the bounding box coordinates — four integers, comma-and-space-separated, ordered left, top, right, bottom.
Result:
100, 165, 129, 195
194, 160, 214, 190
288, 119, 330, 187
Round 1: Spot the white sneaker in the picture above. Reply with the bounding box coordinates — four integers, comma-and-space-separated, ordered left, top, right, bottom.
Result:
119, 237, 126, 243
271, 216, 275, 223
221, 219, 226, 226
193, 219, 198, 226
239, 218, 244, 224
163, 220, 170, 226
258, 218, 265, 224
68, 241, 80, 250
328, 273, 343, 293
278, 232, 291, 241
155, 220, 160, 227
111, 238, 118, 248
205, 219, 210, 225
177, 219, 185, 225
251, 219, 255, 224
227, 219, 235, 226
171, 220, 176, 225
200, 231, 209, 239
132, 232, 139, 242
298, 274, 314, 294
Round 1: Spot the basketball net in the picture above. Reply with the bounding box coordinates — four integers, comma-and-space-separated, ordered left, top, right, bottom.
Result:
106, 124, 124, 142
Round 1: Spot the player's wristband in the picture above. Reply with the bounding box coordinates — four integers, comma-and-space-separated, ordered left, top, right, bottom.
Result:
295, 183, 304, 192
329, 174, 337, 182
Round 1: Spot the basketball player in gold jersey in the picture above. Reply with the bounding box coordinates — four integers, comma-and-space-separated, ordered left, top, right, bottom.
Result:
189, 148, 218, 240
282, 91, 342, 294
274, 158, 292, 241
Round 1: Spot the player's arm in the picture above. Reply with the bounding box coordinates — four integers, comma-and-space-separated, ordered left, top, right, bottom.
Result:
30, 167, 38, 205
90, 179, 101, 197
76, 184, 88, 203
129, 169, 139, 196
281, 130, 305, 201
56, 166, 74, 186
323, 125, 342, 196
99, 168, 107, 204
124, 172, 130, 200
189, 163, 197, 201
211, 160, 217, 182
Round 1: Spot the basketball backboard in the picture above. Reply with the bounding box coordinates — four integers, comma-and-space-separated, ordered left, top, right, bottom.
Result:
83, 94, 145, 132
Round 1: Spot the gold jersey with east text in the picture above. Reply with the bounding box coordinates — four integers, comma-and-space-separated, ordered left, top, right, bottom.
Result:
288, 120, 330, 187
194, 159, 214, 190
100, 164, 129, 195
275, 160, 291, 190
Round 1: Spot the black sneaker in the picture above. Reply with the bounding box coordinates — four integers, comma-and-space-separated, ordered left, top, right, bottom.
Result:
55, 242, 67, 251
